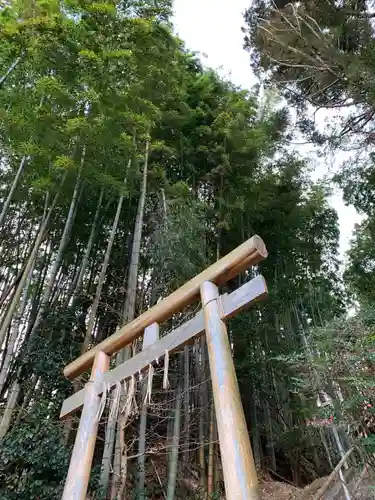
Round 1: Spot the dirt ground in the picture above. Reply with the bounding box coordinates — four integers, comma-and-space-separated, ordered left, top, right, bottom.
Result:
260, 473, 375, 499
260, 480, 303, 499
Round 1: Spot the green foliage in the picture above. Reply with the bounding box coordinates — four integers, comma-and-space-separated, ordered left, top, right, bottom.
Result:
149, 198, 210, 294
0, 405, 70, 499
53, 155, 76, 172
345, 220, 375, 303
0, 331, 74, 499
243, 0, 375, 142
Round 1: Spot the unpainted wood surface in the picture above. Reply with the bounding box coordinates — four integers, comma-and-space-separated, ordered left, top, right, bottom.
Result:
201, 280, 260, 500
63, 236, 267, 379
61, 352, 110, 500
60, 275, 267, 419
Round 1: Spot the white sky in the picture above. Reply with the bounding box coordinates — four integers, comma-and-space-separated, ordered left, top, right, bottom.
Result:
172, 0, 363, 262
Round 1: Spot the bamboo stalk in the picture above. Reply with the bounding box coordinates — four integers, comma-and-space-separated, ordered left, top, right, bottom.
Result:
117, 142, 149, 364
167, 381, 182, 500
0, 175, 66, 349
207, 404, 215, 496
0, 156, 27, 229
71, 187, 104, 303
64, 236, 267, 379
197, 337, 206, 490
0, 54, 23, 87
0, 381, 20, 439
0, 260, 34, 393
183, 344, 190, 465
138, 324, 159, 499
29, 152, 83, 342
83, 180, 127, 351
111, 141, 149, 496
312, 447, 354, 500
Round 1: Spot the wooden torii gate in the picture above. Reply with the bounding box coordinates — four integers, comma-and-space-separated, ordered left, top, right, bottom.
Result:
60, 235, 268, 500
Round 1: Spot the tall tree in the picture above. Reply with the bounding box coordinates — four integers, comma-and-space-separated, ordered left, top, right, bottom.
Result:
244, 0, 375, 143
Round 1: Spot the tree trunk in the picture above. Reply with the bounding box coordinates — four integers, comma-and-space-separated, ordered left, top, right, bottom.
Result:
137, 281, 159, 500
0, 262, 16, 313
265, 397, 276, 471
109, 140, 149, 498
0, 174, 66, 349
107, 346, 132, 499
214, 439, 221, 494
29, 158, 83, 341
0, 54, 23, 87
109, 419, 122, 499
13, 374, 38, 428
71, 187, 104, 303
100, 406, 118, 495
197, 337, 206, 489
0, 261, 34, 393
0, 380, 20, 439
161, 187, 167, 223
117, 139, 149, 363
166, 386, 174, 464
167, 383, 182, 500
207, 404, 215, 497
83, 173, 128, 351
0, 157, 27, 229
0, 93, 45, 230
251, 387, 261, 470
183, 345, 190, 466
137, 381, 148, 499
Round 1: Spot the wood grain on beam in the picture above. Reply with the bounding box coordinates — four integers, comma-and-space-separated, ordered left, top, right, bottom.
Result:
60, 275, 267, 419
63, 236, 267, 379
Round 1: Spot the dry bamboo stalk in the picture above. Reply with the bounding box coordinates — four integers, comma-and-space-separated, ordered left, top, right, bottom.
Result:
64, 235, 267, 379
312, 447, 354, 500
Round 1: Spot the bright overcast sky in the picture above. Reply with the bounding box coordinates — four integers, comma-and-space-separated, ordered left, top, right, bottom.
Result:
172, 0, 363, 262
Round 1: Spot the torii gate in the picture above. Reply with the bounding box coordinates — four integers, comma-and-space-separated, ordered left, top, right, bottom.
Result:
60, 235, 268, 500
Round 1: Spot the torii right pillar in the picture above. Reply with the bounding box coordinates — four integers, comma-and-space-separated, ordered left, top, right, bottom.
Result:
201, 280, 260, 500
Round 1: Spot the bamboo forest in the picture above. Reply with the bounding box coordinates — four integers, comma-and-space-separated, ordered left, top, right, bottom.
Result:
3, 0, 375, 498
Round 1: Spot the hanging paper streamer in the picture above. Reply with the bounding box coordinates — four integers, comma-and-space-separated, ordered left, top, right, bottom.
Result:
121, 374, 136, 422
108, 380, 122, 423
163, 349, 170, 390
143, 364, 154, 406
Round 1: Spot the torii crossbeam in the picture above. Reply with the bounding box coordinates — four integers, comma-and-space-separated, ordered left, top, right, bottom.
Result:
60, 235, 268, 500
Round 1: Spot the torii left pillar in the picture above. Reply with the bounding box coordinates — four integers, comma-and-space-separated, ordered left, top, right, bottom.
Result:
62, 351, 109, 500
